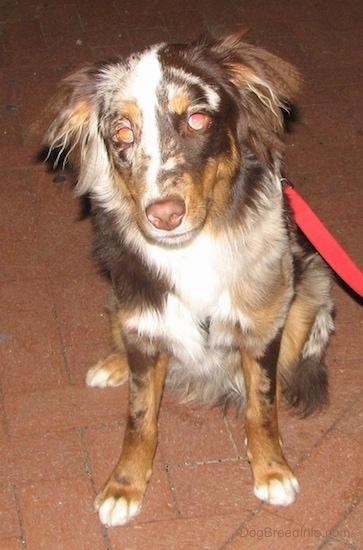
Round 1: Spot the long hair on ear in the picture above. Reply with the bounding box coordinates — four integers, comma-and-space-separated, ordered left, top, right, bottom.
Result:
40, 67, 111, 197
207, 33, 301, 161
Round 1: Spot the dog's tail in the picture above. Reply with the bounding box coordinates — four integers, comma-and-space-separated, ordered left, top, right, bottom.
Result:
279, 254, 334, 417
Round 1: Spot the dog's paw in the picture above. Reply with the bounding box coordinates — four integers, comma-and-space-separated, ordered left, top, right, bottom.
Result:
86, 353, 129, 388
95, 481, 144, 527
96, 495, 142, 527
254, 474, 299, 506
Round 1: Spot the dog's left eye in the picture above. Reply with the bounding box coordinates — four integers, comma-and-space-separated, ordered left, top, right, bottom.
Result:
187, 113, 210, 132
116, 126, 134, 144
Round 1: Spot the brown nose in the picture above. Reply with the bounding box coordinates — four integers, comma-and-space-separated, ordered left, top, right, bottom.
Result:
146, 198, 185, 231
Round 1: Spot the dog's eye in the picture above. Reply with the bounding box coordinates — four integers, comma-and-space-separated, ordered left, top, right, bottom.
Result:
116, 126, 134, 144
187, 113, 210, 132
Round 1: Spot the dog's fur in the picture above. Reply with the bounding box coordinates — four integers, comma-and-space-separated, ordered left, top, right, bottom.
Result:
42, 33, 334, 527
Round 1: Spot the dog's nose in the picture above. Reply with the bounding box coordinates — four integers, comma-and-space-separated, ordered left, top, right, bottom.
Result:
146, 198, 185, 231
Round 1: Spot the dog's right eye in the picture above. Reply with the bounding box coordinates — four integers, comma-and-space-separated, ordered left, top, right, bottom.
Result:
187, 113, 211, 132
116, 126, 134, 144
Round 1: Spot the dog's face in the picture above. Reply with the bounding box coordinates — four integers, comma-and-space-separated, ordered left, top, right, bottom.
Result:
44, 34, 300, 246
96, 45, 242, 245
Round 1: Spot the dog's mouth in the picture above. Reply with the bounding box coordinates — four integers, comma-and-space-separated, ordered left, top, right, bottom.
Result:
142, 224, 201, 247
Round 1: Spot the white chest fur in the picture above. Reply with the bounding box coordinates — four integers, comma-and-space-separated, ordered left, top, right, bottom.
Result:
125, 231, 256, 365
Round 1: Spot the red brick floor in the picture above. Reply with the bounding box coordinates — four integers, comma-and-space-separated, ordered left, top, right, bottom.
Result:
0, 0, 362, 548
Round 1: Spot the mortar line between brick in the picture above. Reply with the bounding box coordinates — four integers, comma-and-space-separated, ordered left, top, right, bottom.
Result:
13, 483, 27, 549
165, 456, 244, 470
319, 537, 356, 550
317, 492, 363, 550
222, 410, 243, 459
294, 391, 363, 471
47, 274, 73, 385
219, 506, 263, 550
78, 427, 95, 484
159, 445, 182, 519
0, 385, 11, 438
78, 427, 112, 550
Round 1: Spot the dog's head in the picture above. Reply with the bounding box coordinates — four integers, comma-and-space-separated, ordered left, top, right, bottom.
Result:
43, 33, 300, 246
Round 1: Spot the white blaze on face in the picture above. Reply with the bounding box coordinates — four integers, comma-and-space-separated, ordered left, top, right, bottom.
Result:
131, 50, 163, 195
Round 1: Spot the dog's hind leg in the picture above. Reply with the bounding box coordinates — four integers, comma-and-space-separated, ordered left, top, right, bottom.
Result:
86, 303, 129, 388
241, 337, 300, 506
278, 255, 334, 416
94, 349, 168, 526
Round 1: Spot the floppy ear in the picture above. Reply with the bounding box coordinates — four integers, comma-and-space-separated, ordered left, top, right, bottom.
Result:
209, 33, 301, 161
41, 67, 108, 195
42, 67, 95, 161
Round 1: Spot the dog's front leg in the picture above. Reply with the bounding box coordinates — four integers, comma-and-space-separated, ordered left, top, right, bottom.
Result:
95, 347, 168, 527
241, 337, 299, 506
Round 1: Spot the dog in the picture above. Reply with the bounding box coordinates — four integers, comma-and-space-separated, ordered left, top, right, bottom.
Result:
42, 33, 334, 527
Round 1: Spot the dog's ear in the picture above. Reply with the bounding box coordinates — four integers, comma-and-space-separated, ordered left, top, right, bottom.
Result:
40, 66, 108, 195
208, 33, 301, 160
42, 67, 95, 157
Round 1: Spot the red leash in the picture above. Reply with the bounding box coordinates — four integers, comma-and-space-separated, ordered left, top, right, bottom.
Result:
282, 179, 363, 298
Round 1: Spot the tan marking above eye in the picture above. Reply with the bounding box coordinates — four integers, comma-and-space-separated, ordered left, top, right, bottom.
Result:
168, 92, 191, 115
121, 100, 142, 124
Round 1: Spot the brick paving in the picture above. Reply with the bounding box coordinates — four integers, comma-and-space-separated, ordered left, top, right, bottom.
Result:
0, 0, 362, 548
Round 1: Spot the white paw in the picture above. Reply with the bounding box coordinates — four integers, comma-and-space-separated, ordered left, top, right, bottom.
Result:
86, 365, 116, 387
254, 476, 300, 506
86, 354, 128, 388
96, 496, 141, 527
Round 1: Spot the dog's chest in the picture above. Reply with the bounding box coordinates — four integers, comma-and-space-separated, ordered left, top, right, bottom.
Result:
126, 232, 254, 363
148, 232, 240, 313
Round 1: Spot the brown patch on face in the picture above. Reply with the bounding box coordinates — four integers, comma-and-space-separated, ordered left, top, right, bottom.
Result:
210, 140, 241, 220
113, 162, 140, 195
168, 90, 191, 115
120, 100, 142, 129
185, 131, 241, 233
